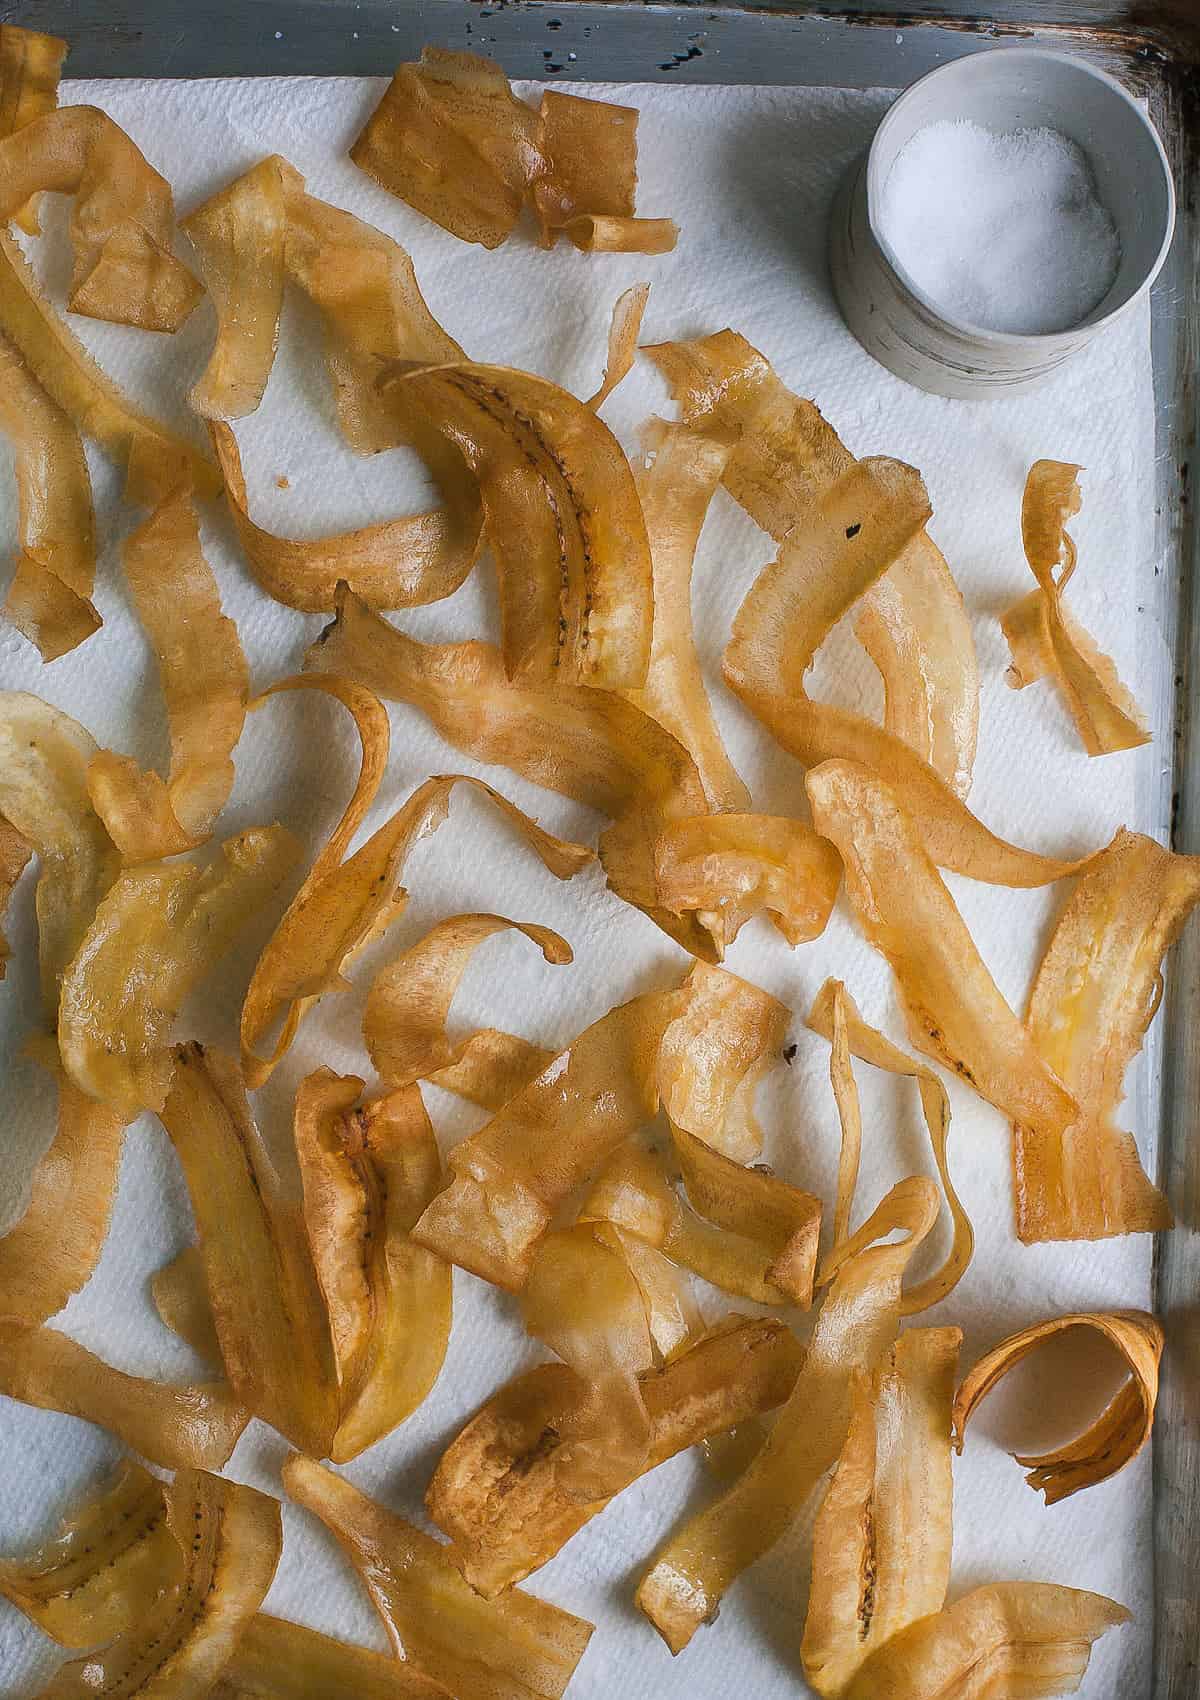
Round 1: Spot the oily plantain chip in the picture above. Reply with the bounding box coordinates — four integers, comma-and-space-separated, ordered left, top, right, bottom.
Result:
428, 1314, 801, 1598
636, 1175, 939, 1654
0, 25, 68, 235
952, 1310, 1162, 1503
586, 282, 649, 412
364, 913, 574, 1089
216, 1614, 451, 1700
293, 1069, 452, 1461
86, 487, 248, 864
283, 1453, 594, 1700
425, 1027, 556, 1110
1002, 461, 1149, 756
801, 1327, 961, 1695
58, 824, 298, 1118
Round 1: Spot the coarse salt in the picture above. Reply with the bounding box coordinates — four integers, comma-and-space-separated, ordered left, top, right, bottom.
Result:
879, 118, 1121, 335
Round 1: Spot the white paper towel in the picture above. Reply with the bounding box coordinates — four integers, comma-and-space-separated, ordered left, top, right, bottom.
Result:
0, 73, 1166, 1697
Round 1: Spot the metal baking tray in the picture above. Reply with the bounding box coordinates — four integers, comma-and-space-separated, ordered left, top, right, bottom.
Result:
7, 2, 1198, 1694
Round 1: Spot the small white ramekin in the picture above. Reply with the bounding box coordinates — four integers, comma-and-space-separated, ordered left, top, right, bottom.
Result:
828, 48, 1176, 399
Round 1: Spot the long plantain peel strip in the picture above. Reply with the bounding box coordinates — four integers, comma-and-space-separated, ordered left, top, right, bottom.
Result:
36, 1470, 281, 1700
283, 1453, 594, 1700
587, 283, 649, 412
636, 1174, 939, 1654
533, 90, 676, 253
0, 25, 68, 236
808, 977, 975, 1314
160, 1043, 339, 1457
806, 760, 1097, 1234
0, 1459, 180, 1647
1002, 460, 1150, 756
304, 587, 716, 955
242, 678, 591, 1086
57, 823, 298, 1118
645, 328, 978, 799
0, 815, 32, 977
382, 361, 653, 691
86, 487, 249, 863
521, 1223, 655, 1505
624, 417, 750, 813
293, 1069, 452, 1462
428, 1314, 802, 1598
952, 1310, 1163, 1503
801, 1326, 961, 1696
215, 1615, 452, 1700
1017, 828, 1194, 1241
0, 332, 99, 661
364, 913, 574, 1089
841, 1581, 1130, 1700
0, 106, 201, 331
0, 1060, 124, 1327
655, 812, 841, 956
0, 1323, 248, 1469
0, 691, 118, 1018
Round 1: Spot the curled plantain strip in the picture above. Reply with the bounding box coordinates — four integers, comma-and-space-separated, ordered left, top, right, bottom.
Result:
0, 25, 68, 235
586, 283, 649, 412
216, 1614, 451, 1700
425, 1027, 556, 1110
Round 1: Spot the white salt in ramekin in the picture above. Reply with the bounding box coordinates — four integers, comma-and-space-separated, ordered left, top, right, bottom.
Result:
829, 48, 1175, 399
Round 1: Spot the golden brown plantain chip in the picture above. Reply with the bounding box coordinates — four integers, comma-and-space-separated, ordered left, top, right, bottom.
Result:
0, 691, 118, 1018
952, 1310, 1162, 1503
427, 1314, 802, 1598
586, 282, 649, 411
561, 214, 678, 253
151, 1244, 221, 1367
160, 1043, 339, 1458
215, 1614, 451, 1700
801, 1327, 961, 1695
1016, 828, 1194, 1241
532, 88, 637, 244
654, 812, 840, 955
0, 105, 201, 331
841, 1581, 1129, 1700
293, 1070, 452, 1461
283, 1453, 594, 1700
0, 25, 68, 236
364, 913, 574, 1088
1002, 461, 1149, 756
86, 487, 248, 864
424, 1027, 556, 1110
58, 823, 298, 1118
636, 1175, 939, 1654
0, 1325, 248, 1471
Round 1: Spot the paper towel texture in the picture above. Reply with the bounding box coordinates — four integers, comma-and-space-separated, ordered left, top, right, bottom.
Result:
0, 74, 1165, 1697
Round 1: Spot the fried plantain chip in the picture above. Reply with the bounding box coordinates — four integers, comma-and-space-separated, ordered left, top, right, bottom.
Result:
602, 1223, 703, 1364
586, 283, 649, 411
86, 488, 248, 864
351, 49, 540, 250
0, 106, 201, 331
160, 1043, 339, 1457
522, 1222, 654, 1504
645, 329, 978, 799
654, 812, 840, 955
283, 1453, 594, 1700
624, 418, 749, 812
1002, 461, 1149, 756
841, 1581, 1129, 1700
36, 1469, 280, 1700
562, 215, 678, 254
656, 958, 786, 1162
0, 1324, 248, 1470
364, 914, 574, 1089
216, 1614, 451, 1700
0, 1458, 178, 1646
58, 824, 297, 1118
1016, 828, 1193, 1241
242, 678, 589, 1087
0, 25, 67, 236
382, 361, 653, 691
151, 1244, 221, 1366
636, 1175, 939, 1653
807, 760, 1083, 1164
532, 90, 677, 253
808, 978, 974, 1314
305, 587, 714, 951
953, 1310, 1162, 1503
428, 1314, 801, 1597
0, 691, 118, 1017
0, 1061, 124, 1326
0, 814, 32, 976
0, 229, 218, 501
413, 983, 676, 1290
801, 1327, 961, 1695
0, 332, 99, 662
425, 1027, 556, 1110
293, 1070, 452, 1461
